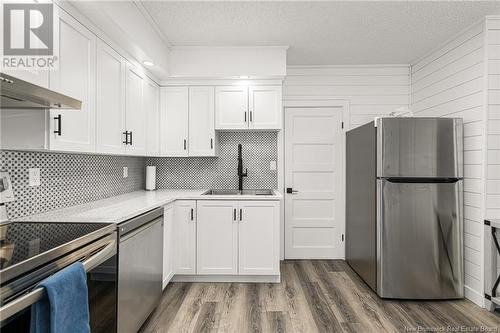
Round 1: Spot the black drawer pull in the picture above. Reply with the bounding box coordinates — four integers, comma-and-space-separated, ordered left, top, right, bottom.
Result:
191, 208, 194, 221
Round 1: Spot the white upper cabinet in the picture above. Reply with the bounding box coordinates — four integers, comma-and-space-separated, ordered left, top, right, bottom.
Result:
215, 85, 282, 130
189, 87, 216, 156
96, 40, 126, 154
197, 201, 238, 275
215, 86, 249, 129
161, 87, 189, 157
125, 63, 146, 155
249, 86, 282, 130
144, 78, 160, 156
49, 10, 96, 152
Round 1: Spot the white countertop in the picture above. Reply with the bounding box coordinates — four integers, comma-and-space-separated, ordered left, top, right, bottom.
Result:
13, 189, 282, 224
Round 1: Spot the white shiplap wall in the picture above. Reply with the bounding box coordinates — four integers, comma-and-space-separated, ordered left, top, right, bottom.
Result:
486, 17, 500, 221
411, 21, 486, 306
283, 65, 410, 128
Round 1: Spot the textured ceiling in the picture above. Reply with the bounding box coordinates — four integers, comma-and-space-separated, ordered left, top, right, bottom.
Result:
141, 1, 500, 65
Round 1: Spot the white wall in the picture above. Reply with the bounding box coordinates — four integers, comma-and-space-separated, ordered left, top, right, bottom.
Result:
486, 17, 500, 221
283, 65, 410, 128
169, 46, 287, 78
411, 21, 486, 306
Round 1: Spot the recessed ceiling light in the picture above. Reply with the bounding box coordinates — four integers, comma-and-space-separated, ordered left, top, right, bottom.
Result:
142, 60, 154, 67
239, 75, 249, 79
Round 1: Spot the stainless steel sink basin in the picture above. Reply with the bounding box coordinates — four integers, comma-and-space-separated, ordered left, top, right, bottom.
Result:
202, 189, 241, 195
202, 189, 274, 196
240, 189, 274, 196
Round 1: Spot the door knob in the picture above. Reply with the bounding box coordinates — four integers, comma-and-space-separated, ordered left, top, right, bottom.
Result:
286, 188, 298, 194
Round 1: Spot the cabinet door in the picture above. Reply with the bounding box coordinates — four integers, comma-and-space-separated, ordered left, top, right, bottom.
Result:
125, 63, 146, 155
49, 10, 96, 152
175, 200, 196, 275
144, 78, 160, 156
215, 86, 248, 129
238, 201, 280, 275
96, 40, 126, 154
161, 87, 189, 156
163, 203, 174, 289
189, 87, 216, 156
249, 86, 282, 130
197, 201, 238, 275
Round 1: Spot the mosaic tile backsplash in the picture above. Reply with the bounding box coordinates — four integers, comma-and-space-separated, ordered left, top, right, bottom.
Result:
1, 132, 278, 219
147, 132, 278, 190
1, 151, 145, 219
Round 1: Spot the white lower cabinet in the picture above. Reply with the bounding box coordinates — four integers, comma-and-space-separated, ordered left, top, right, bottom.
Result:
191, 200, 279, 277
197, 201, 238, 275
174, 200, 197, 275
238, 201, 280, 275
162, 203, 175, 289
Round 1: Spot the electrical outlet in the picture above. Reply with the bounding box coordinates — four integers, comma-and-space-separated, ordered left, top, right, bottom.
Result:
28, 168, 41, 186
123, 166, 128, 178
269, 160, 277, 171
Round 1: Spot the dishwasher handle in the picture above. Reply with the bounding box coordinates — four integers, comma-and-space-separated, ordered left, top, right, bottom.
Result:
119, 207, 164, 236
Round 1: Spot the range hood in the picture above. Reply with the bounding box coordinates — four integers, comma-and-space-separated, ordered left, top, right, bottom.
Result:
0, 72, 81, 109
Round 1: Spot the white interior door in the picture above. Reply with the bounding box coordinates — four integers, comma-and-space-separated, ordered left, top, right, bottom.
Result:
284, 107, 344, 259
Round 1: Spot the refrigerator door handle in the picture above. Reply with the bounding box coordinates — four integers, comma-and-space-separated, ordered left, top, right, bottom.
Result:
383, 177, 461, 184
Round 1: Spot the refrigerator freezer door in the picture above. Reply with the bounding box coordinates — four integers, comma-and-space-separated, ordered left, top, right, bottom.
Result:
377, 179, 464, 299
377, 118, 463, 178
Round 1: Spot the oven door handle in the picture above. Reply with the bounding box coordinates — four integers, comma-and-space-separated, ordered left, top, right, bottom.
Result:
0, 239, 117, 322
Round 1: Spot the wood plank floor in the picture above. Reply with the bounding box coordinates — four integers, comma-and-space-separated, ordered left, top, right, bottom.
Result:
139, 260, 500, 333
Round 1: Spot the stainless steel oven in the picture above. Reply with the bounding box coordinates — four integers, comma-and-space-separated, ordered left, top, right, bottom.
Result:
0, 223, 118, 333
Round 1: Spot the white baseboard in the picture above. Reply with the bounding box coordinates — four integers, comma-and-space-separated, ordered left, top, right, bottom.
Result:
172, 274, 281, 283
465, 286, 485, 307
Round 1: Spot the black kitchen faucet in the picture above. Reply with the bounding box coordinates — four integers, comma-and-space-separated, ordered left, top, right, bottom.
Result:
237, 144, 247, 191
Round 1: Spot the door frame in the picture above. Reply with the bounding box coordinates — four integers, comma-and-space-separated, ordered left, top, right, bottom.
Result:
279, 99, 351, 260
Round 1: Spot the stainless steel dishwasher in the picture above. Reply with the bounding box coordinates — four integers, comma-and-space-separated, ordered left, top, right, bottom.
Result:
117, 207, 163, 333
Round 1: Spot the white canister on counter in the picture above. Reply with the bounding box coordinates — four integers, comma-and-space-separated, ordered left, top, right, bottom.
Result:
146, 166, 156, 191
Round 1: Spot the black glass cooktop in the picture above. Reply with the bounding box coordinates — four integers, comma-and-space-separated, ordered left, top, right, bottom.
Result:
0, 222, 111, 270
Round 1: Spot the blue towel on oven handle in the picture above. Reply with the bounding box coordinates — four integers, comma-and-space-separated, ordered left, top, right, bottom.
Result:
30, 262, 90, 333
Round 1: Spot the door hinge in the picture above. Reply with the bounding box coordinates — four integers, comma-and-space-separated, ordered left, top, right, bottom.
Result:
341, 122, 344, 129
341, 234, 344, 242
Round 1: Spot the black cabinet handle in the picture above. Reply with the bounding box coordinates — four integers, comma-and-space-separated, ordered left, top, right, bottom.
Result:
129, 131, 133, 145
286, 187, 299, 194
250, 111, 253, 122
211, 138, 213, 149
184, 139, 187, 150
244, 111, 247, 122
122, 131, 129, 145
239, 208, 243, 221
191, 208, 194, 221
233, 208, 236, 221
53, 115, 62, 136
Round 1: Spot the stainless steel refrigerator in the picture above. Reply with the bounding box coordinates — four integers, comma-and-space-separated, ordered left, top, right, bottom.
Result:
346, 117, 464, 299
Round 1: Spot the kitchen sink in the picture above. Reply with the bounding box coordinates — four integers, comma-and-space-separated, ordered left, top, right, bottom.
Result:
202, 189, 274, 196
